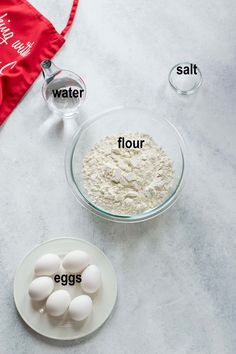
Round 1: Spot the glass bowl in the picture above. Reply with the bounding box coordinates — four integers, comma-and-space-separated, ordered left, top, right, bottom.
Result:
65, 107, 185, 223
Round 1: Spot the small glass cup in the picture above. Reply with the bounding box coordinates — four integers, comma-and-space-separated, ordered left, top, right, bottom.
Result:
168, 62, 202, 95
41, 60, 86, 118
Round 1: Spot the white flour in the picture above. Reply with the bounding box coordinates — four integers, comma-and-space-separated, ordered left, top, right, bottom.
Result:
82, 133, 174, 215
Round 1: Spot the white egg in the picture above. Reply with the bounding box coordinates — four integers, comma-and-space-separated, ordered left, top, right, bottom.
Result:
69, 295, 93, 321
28, 276, 54, 301
34, 253, 61, 276
81, 264, 101, 294
46, 290, 71, 317
62, 250, 89, 274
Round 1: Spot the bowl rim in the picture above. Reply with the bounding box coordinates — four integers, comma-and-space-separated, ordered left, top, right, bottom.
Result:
65, 106, 186, 223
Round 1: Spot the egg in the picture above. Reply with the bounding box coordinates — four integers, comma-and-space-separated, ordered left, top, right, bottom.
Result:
69, 295, 93, 321
46, 290, 71, 317
62, 250, 89, 274
28, 276, 54, 301
34, 253, 61, 276
81, 264, 101, 294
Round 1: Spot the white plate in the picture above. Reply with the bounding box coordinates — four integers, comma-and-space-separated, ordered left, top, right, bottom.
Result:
14, 238, 117, 340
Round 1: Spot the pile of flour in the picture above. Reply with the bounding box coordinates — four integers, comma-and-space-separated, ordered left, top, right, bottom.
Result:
82, 133, 174, 215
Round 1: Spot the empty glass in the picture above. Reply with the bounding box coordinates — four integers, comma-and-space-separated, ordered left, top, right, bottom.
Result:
41, 60, 86, 118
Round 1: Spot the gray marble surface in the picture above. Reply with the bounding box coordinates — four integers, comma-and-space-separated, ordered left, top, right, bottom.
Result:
0, 0, 236, 353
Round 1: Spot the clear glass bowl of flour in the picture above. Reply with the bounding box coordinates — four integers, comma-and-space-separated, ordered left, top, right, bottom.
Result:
65, 107, 185, 223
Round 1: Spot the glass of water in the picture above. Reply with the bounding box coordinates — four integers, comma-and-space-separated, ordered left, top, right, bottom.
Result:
41, 60, 86, 118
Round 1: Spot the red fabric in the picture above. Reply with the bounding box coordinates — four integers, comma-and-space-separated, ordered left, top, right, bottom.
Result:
0, 0, 78, 125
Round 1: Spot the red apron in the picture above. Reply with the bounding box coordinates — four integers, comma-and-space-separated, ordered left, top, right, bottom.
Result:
0, 0, 79, 125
